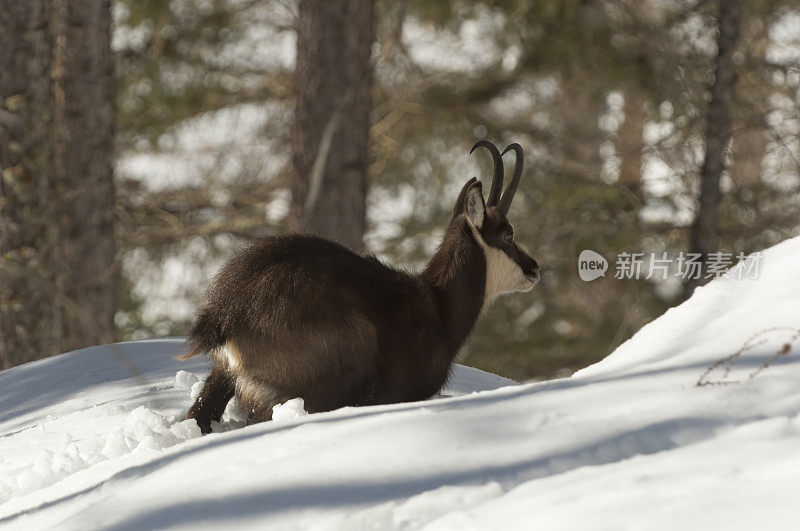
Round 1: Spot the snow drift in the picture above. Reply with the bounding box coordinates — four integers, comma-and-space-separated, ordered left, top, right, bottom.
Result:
2, 236, 800, 530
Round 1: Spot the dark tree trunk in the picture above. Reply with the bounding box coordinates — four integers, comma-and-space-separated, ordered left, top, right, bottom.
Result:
0, 0, 57, 369
51, 0, 116, 351
0, 0, 115, 369
685, 0, 741, 298
289, 0, 374, 251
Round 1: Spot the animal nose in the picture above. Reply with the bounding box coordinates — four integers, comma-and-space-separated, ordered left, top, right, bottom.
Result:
525, 256, 539, 275
523, 256, 540, 282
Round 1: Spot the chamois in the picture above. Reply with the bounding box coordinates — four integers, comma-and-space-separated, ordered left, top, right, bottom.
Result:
182, 141, 540, 434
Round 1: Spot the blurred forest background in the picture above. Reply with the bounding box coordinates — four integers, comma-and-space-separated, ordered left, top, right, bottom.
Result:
2, 0, 800, 380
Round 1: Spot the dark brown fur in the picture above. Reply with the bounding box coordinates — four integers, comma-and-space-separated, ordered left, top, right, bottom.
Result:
183, 157, 539, 434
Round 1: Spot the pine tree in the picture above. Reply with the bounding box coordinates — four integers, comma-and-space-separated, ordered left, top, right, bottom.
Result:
288, 0, 374, 251
0, 0, 116, 368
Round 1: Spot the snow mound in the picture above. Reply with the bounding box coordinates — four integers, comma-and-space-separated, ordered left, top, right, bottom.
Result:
2, 237, 800, 529
577, 238, 800, 380
272, 398, 309, 422
0, 337, 515, 525
173, 370, 200, 390
0, 401, 201, 503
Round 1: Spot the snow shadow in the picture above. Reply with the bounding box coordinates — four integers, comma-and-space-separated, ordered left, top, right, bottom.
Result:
96, 416, 726, 530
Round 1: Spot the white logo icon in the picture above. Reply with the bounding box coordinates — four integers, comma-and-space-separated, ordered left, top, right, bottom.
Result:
578, 250, 608, 281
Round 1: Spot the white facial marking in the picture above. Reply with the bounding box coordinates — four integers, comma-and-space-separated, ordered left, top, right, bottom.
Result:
467, 223, 534, 306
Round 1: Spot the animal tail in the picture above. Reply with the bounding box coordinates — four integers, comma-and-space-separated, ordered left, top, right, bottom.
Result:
178, 308, 224, 360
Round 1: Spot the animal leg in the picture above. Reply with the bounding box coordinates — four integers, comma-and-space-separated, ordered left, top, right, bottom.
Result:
234, 374, 280, 427
186, 364, 235, 434
246, 402, 276, 426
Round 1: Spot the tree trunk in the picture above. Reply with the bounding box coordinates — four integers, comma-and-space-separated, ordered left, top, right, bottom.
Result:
731, 16, 767, 189
731, 118, 765, 188
0, 0, 115, 369
0, 0, 57, 369
51, 0, 116, 351
289, 0, 374, 251
685, 0, 741, 298
619, 89, 647, 205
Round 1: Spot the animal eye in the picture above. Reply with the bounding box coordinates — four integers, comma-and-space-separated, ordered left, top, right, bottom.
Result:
504, 232, 514, 243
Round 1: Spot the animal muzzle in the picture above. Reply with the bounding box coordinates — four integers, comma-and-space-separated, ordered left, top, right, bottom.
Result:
521, 253, 540, 284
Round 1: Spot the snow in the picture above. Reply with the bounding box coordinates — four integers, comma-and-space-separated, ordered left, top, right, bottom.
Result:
271, 398, 309, 423
2, 237, 800, 529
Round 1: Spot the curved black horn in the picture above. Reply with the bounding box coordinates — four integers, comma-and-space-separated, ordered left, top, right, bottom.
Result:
469, 140, 504, 206
497, 143, 523, 215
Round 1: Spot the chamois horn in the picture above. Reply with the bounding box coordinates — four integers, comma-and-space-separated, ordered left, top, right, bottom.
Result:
498, 143, 523, 215
469, 140, 504, 206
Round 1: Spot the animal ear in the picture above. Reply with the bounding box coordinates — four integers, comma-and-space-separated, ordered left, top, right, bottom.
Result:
464, 180, 486, 229
453, 177, 476, 218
